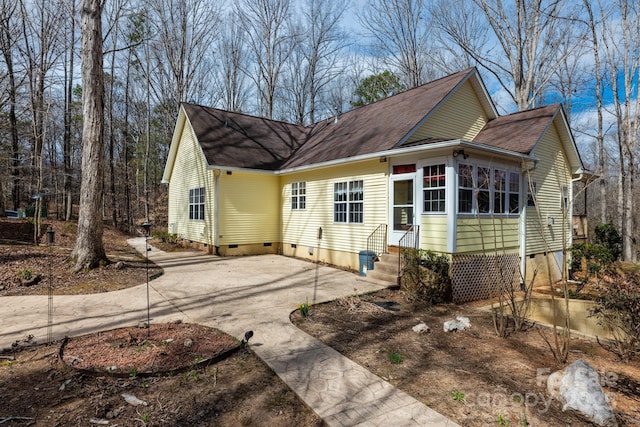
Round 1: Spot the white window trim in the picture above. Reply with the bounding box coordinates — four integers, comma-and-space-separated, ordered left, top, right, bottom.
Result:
291, 181, 306, 210
188, 187, 205, 220
455, 161, 521, 217
422, 162, 448, 214
333, 179, 364, 224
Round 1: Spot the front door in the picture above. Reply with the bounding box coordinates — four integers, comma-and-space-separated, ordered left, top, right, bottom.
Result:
389, 175, 416, 246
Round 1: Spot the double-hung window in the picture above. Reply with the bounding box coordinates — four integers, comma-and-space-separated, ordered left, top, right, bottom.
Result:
291, 182, 306, 210
189, 187, 205, 220
334, 180, 363, 223
423, 164, 446, 212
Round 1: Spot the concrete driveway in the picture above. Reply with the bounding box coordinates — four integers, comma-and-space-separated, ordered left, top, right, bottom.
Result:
0, 238, 458, 427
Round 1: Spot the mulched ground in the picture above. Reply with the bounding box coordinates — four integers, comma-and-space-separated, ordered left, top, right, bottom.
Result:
61, 322, 240, 376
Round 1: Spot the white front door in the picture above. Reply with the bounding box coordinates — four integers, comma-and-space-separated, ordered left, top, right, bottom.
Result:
389, 174, 417, 246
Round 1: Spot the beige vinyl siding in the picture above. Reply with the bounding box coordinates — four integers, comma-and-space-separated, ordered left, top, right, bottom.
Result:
167, 122, 214, 244
218, 171, 280, 245
456, 217, 520, 253
281, 160, 388, 254
420, 216, 448, 252
406, 81, 488, 143
526, 121, 572, 255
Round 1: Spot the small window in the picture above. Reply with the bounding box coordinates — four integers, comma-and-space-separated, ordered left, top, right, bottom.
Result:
189, 187, 205, 220
291, 182, 306, 210
458, 164, 473, 213
493, 169, 506, 214
527, 181, 537, 207
423, 164, 446, 212
334, 180, 364, 223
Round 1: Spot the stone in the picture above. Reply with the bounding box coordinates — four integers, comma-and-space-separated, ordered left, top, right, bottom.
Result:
122, 393, 148, 406
443, 316, 471, 332
412, 322, 430, 333
547, 359, 617, 427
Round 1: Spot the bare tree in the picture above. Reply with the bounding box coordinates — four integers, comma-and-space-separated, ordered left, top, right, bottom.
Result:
63, 0, 77, 221
435, 0, 579, 111
300, 0, 349, 123
583, 0, 607, 224
359, 0, 434, 88
599, 0, 639, 262
18, 0, 65, 241
148, 0, 220, 108
234, 0, 297, 119
0, 0, 21, 211
216, 15, 250, 112
72, 0, 107, 270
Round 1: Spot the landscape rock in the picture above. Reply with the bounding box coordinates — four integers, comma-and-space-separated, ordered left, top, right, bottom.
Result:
412, 322, 430, 333
122, 393, 148, 407
547, 359, 617, 427
443, 316, 471, 332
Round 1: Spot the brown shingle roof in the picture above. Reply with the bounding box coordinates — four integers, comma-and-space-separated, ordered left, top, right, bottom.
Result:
182, 104, 307, 170
281, 68, 476, 168
472, 104, 560, 154
180, 68, 476, 170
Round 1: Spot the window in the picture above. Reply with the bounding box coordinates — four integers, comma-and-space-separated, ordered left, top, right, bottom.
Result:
456, 165, 521, 215
477, 167, 490, 213
458, 164, 473, 213
423, 164, 446, 212
291, 182, 306, 210
189, 187, 205, 220
527, 181, 537, 207
334, 180, 363, 223
509, 172, 520, 213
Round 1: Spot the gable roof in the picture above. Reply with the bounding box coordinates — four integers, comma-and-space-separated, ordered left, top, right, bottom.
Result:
182, 104, 307, 170
281, 68, 487, 168
163, 68, 583, 182
472, 104, 583, 173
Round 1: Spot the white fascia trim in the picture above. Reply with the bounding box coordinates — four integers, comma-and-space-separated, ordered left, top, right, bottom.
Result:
278, 140, 536, 175
206, 165, 277, 175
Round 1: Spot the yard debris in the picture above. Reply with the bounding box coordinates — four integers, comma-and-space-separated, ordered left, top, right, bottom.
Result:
443, 316, 471, 332
89, 418, 110, 425
183, 338, 193, 348
412, 322, 430, 334
122, 393, 148, 406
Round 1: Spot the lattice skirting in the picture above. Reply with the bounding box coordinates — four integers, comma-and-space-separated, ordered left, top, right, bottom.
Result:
451, 253, 521, 303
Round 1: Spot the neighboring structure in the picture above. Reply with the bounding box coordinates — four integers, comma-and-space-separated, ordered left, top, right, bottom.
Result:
162, 68, 585, 299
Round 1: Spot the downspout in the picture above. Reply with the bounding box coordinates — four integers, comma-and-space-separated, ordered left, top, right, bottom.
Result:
520, 160, 539, 286
214, 169, 221, 256
568, 173, 585, 271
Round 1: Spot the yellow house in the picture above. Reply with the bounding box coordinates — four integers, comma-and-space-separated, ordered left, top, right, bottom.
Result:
162, 68, 585, 301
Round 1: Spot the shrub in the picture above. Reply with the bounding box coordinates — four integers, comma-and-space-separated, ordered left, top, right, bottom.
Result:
594, 222, 622, 261
590, 267, 640, 360
400, 249, 452, 304
151, 230, 179, 244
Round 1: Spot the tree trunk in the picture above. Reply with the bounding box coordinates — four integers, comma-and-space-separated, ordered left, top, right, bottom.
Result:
72, 0, 106, 271
64, 0, 75, 221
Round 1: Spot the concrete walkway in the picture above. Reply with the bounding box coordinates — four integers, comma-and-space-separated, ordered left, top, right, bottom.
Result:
0, 238, 458, 427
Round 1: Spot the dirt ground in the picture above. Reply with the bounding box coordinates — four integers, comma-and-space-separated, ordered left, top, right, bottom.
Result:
1, 325, 322, 426
0, 220, 322, 426
292, 289, 640, 426
0, 220, 162, 296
